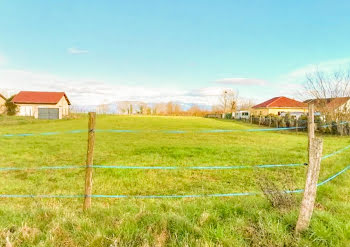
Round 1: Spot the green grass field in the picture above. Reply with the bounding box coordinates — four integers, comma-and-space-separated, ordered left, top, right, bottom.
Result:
0, 115, 349, 246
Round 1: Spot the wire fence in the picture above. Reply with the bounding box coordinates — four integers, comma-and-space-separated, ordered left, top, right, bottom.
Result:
1, 118, 349, 200
1, 143, 350, 171
245, 116, 350, 135
1, 127, 303, 137
0, 165, 348, 199
1, 121, 349, 138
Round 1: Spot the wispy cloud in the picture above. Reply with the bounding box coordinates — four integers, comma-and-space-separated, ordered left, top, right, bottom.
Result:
0, 69, 226, 106
283, 57, 350, 83
67, 47, 89, 55
214, 78, 267, 86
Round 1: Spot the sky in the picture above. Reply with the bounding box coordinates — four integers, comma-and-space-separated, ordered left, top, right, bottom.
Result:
1, 0, 350, 106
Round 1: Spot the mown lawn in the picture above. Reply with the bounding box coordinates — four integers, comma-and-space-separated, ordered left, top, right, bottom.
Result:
0, 115, 349, 246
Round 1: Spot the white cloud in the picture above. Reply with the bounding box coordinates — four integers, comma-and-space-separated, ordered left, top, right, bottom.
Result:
0, 69, 227, 106
214, 77, 267, 86
67, 47, 89, 54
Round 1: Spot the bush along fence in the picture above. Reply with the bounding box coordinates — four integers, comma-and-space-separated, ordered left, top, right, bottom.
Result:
1, 105, 350, 233
239, 113, 350, 135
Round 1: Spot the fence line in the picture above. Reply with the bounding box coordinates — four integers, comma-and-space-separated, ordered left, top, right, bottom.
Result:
2, 121, 350, 138
4, 122, 349, 138
1, 143, 349, 172
0, 127, 301, 137
0, 164, 304, 171
0, 164, 348, 199
1, 112, 349, 219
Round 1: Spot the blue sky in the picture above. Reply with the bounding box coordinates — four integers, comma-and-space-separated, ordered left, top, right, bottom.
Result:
1, 1, 350, 105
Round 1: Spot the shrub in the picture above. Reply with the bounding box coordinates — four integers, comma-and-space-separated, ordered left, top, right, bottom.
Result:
255, 172, 296, 211
225, 113, 232, 119
5, 95, 18, 116
331, 121, 337, 135
280, 118, 286, 128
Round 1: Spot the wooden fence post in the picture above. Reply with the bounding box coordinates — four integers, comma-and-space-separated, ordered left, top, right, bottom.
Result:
296, 118, 298, 133
295, 137, 323, 233
295, 103, 323, 233
83, 112, 96, 211
308, 104, 315, 143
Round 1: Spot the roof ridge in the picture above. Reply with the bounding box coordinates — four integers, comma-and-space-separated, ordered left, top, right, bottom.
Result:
20, 91, 65, 93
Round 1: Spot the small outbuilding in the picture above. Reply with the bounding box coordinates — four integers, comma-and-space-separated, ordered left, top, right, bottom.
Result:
12, 91, 71, 119
235, 110, 250, 119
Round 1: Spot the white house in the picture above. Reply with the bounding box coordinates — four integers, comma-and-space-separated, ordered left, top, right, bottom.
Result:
12, 91, 71, 119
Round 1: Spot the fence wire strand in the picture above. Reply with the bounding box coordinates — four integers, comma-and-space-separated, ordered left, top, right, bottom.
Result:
0, 165, 348, 199
1, 143, 349, 171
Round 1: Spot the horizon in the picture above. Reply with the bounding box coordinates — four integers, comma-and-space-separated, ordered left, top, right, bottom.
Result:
1, 1, 350, 106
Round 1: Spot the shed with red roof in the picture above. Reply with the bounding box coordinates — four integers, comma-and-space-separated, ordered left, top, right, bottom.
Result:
251, 96, 308, 116
12, 91, 71, 119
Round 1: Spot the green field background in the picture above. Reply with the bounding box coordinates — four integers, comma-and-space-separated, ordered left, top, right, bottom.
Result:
0, 115, 349, 246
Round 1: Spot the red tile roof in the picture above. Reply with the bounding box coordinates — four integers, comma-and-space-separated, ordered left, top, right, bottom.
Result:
326, 97, 350, 109
253, 96, 307, 109
304, 97, 350, 110
12, 91, 71, 105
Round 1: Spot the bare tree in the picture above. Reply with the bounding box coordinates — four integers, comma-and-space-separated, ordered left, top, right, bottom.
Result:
187, 104, 201, 116
97, 103, 109, 114
174, 104, 182, 115
138, 103, 145, 115
0, 90, 7, 114
211, 104, 222, 114
166, 102, 174, 115
302, 67, 350, 121
219, 89, 238, 117
0, 89, 9, 98
117, 101, 131, 115
153, 103, 167, 115
228, 90, 239, 114
238, 98, 256, 111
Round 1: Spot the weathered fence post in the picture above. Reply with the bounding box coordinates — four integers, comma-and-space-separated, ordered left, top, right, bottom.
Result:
84, 112, 96, 211
296, 118, 298, 133
269, 116, 271, 127
259, 115, 262, 125
308, 104, 315, 145
295, 104, 323, 234
295, 137, 323, 233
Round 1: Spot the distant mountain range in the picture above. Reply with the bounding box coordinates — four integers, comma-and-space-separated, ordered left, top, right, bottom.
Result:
70, 101, 212, 114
